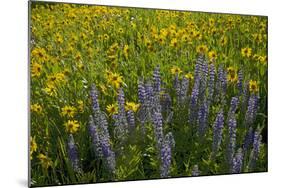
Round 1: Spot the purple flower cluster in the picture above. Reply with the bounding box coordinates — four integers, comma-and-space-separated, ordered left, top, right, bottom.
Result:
89, 84, 116, 173
160, 132, 175, 178
89, 115, 102, 157
67, 134, 80, 172
227, 114, 237, 166
189, 83, 199, 126
153, 65, 161, 94
127, 110, 135, 128
248, 131, 262, 170
198, 100, 208, 137
216, 65, 227, 105
90, 84, 100, 112
152, 111, 164, 149
227, 97, 239, 165
243, 127, 254, 153
229, 97, 239, 115
212, 110, 224, 158
138, 79, 146, 105
245, 94, 259, 127
232, 148, 243, 173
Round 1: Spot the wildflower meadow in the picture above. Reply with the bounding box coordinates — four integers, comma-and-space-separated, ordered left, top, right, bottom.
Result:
29, 2, 268, 187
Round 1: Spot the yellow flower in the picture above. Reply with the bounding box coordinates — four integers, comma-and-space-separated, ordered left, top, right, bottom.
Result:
55, 33, 63, 44
61, 105, 77, 118
118, 27, 124, 34
31, 47, 48, 63
227, 67, 237, 83
249, 80, 259, 93
241, 47, 252, 58
123, 44, 129, 59
196, 45, 208, 54
209, 18, 215, 26
125, 102, 140, 112
31, 62, 42, 77
30, 137, 37, 159
38, 153, 53, 169
43, 84, 56, 96
31, 103, 42, 114
64, 120, 80, 134
46, 73, 65, 86
55, 73, 65, 81
208, 50, 217, 62
184, 73, 194, 80
107, 72, 123, 89
258, 55, 267, 65
106, 104, 118, 116
103, 34, 109, 40
77, 100, 84, 112
158, 35, 166, 45
170, 38, 178, 48
171, 66, 182, 75
181, 34, 190, 43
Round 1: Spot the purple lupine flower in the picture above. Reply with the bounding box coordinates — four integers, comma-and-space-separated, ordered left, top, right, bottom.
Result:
232, 148, 243, 173
160, 132, 174, 178
237, 70, 243, 95
227, 114, 237, 166
180, 77, 189, 104
115, 88, 128, 138
67, 134, 80, 172
89, 115, 102, 157
189, 84, 199, 126
198, 100, 208, 137
89, 87, 115, 174
216, 65, 227, 105
127, 110, 135, 128
138, 79, 146, 105
217, 66, 226, 91
252, 131, 262, 159
165, 132, 175, 148
145, 82, 154, 109
207, 63, 215, 106
229, 97, 239, 115
90, 84, 100, 113
161, 92, 172, 114
243, 127, 254, 153
152, 111, 164, 149
106, 151, 116, 173
212, 110, 224, 158
192, 165, 200, 176
199, 58, 208, 101
117, 88, 126, 116
245, 94, 258, 127
99, 112, 110, 140
248, 131, 262, 170
253, 95, 259, 120
153, 65, 161, 94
